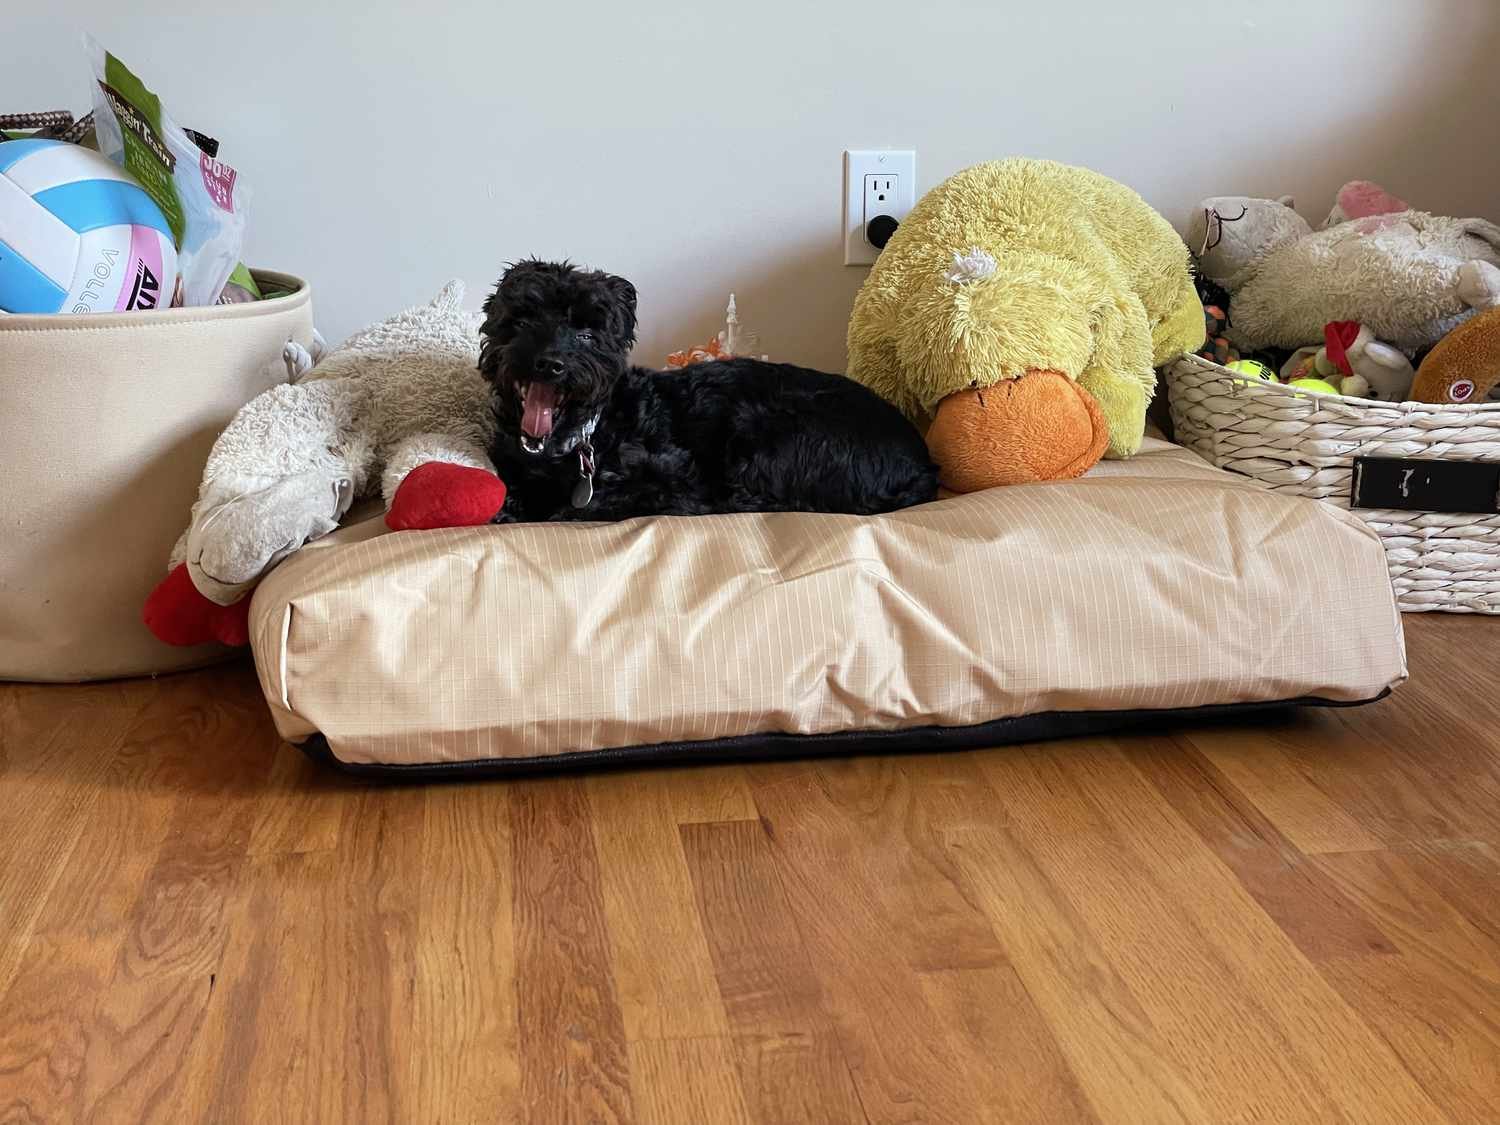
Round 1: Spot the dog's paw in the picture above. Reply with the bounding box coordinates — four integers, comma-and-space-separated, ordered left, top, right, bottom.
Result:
143, 563, 253, 647
387, 462, 508, 531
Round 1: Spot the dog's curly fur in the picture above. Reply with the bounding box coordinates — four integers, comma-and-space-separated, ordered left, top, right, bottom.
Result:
479, 260, 938, 522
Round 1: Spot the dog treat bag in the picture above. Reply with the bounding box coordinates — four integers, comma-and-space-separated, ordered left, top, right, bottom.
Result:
86, 35, 250, 307
216, 262, 264, 304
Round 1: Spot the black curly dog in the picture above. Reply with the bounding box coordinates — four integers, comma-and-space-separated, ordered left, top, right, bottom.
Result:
479, 260, 938, 522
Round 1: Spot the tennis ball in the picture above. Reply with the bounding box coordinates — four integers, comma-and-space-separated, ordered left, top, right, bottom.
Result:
1226, 359, 1278, 384
1287, 377, 1341, 396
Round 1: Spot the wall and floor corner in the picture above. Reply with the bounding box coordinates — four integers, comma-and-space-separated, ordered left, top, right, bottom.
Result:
6, 1, 1500, 371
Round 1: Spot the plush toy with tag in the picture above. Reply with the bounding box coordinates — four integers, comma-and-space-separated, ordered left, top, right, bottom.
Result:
1410, 305, 1500, 405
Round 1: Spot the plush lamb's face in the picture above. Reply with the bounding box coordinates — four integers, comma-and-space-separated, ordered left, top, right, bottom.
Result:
1188, 196, 1308, 291
1188, 195, 1313, 287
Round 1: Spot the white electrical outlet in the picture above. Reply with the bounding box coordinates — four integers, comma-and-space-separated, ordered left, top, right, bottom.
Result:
843, 149, 915, 266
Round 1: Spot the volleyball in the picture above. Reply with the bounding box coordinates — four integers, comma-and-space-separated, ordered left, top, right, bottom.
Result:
0, 138, 178, 315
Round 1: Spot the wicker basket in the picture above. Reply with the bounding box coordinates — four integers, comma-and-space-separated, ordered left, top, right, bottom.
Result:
1165, 353, 1500, 614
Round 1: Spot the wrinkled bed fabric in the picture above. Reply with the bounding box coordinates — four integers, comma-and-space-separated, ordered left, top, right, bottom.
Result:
248, 440, 1406, 774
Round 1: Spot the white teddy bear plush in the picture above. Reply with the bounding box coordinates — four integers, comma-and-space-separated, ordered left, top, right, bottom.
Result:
1188, 192, 1500, 353
145, 281, 505, 646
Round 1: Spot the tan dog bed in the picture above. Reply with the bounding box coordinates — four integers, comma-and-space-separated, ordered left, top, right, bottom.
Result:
247, 439, 1406, 776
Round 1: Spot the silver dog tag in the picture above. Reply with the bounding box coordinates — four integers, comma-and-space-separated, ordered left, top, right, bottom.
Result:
572, 442, 595, 509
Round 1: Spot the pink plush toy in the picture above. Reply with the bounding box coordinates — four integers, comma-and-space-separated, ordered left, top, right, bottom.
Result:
1322, 180, 1411, 227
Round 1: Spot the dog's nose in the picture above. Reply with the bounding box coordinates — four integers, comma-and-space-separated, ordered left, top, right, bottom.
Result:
537, 355, 566, 377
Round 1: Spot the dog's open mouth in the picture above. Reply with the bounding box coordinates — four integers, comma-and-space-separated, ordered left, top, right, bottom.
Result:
517, 381, 566, 454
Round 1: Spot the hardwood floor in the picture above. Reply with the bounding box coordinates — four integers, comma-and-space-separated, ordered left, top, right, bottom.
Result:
1, 614, 1497, 1123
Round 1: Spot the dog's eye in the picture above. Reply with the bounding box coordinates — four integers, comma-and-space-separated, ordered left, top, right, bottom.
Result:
577, 330, 595, 344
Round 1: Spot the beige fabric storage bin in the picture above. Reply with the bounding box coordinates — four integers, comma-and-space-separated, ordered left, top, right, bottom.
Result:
1, 271, 314, 682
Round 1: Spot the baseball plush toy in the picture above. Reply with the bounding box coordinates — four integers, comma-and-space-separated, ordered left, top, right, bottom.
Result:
847, 159, 1205, 491
144, 281, 506, 646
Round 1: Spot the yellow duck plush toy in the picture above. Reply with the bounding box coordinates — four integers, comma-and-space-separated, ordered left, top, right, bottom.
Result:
848, 159, 1205, 491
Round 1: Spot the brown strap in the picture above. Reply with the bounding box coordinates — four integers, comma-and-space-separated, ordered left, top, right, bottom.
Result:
0, 110, 75, 131
56, 111, 95, 144
0, 110, 96, 144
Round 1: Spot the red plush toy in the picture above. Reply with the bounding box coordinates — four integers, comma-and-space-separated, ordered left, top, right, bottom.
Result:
143, 562, 254, 648
385, 462, 508, 531
144, 464, 506, 647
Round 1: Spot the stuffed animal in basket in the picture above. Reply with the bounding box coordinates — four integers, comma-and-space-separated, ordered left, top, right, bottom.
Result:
1279, 321, 1415, 401
143, 281, 505, 647
1410, 305, 1500, 405
1188, 186, 1500, 354
847, 159, 1205, 492
1320, 179, 1413, 229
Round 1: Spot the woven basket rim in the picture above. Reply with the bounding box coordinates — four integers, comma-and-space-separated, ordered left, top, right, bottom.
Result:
1172, 353, 1500, 416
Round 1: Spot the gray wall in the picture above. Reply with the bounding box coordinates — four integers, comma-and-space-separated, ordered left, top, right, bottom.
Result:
7, 1, 1500, 369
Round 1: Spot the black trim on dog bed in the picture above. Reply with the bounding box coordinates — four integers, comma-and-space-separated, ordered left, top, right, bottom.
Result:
292, 692, 1388, 782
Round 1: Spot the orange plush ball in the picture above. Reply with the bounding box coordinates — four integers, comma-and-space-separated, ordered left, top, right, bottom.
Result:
925, 371, 1109, 492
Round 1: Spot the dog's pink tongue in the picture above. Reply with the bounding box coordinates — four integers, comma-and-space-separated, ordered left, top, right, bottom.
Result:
521, 383, 559, 437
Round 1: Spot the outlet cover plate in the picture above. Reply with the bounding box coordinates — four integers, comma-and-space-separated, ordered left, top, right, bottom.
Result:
844, 149, 915, 265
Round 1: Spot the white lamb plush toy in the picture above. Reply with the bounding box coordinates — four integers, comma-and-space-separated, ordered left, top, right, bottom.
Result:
1188, 193, 1500, 353
145, 281, 505, 647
